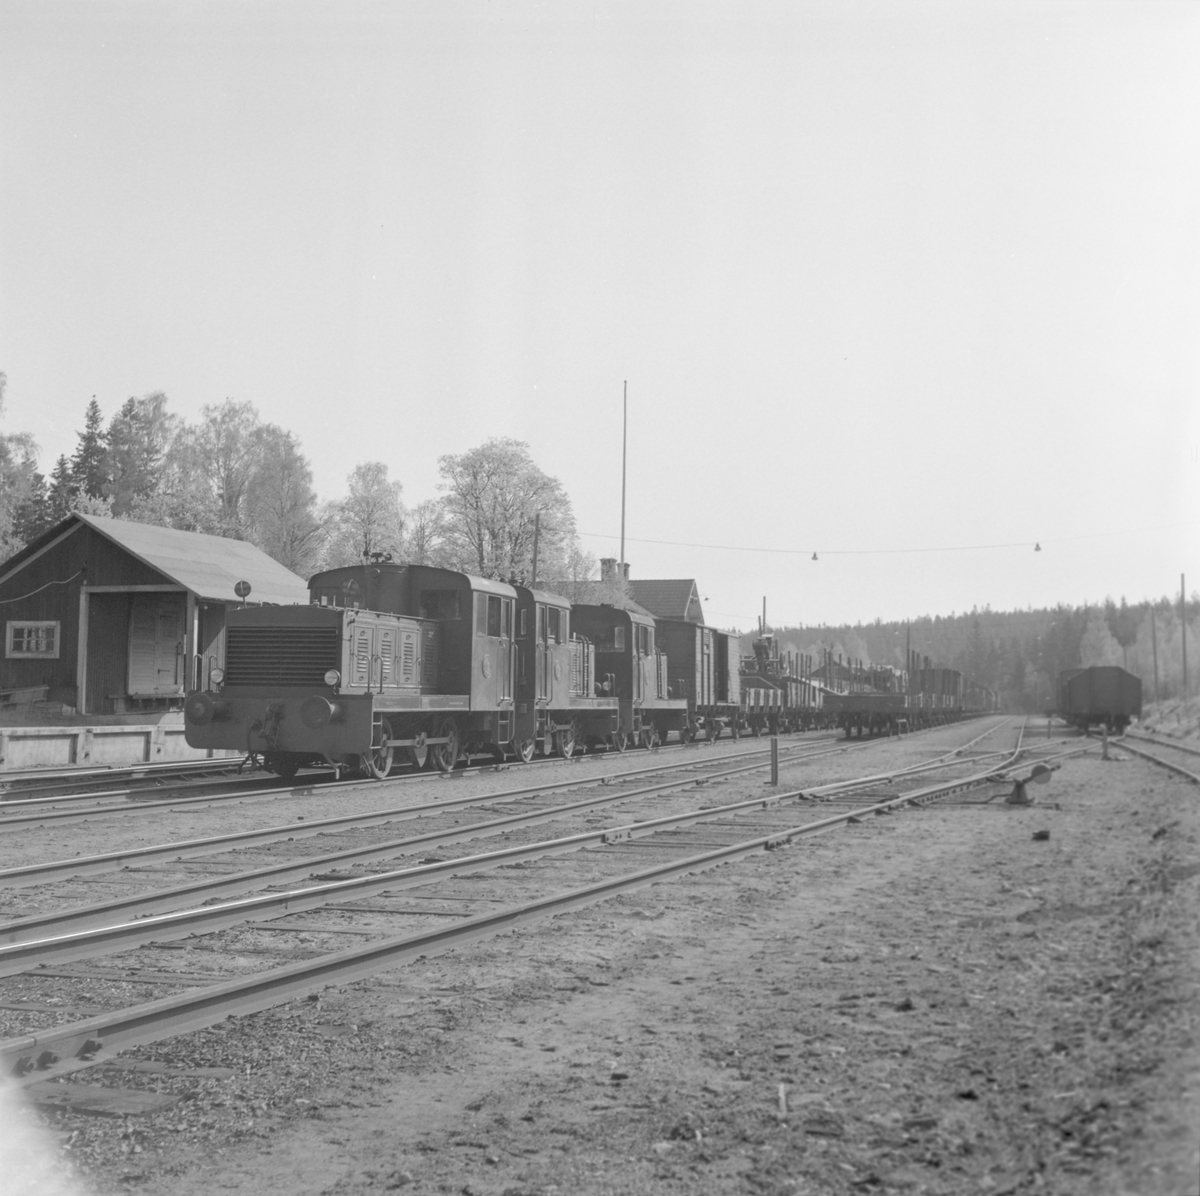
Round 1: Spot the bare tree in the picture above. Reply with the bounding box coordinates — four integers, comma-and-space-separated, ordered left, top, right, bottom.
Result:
322, 462, 405, 568
437, 438, 576, 582
0, 372, 40, 557
245, 428, 326, 575
404, 498, 448, 566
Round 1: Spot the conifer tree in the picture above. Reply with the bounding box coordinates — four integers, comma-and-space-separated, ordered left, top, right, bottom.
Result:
70, 397, 108, 499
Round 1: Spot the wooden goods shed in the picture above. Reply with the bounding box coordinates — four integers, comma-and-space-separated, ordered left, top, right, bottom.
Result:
0, 514, 310, 717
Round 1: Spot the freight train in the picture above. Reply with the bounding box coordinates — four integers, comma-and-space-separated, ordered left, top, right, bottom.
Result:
184, 561, 995, 778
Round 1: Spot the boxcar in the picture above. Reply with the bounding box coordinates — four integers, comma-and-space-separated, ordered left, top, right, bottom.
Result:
1057, 666, 1142, 732
653, 617, 740, 740
571, 605, 689, 748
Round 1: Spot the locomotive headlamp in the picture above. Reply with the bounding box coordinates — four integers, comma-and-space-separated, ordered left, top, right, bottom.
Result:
209, 667, 225, 686
323, 669, 341, 687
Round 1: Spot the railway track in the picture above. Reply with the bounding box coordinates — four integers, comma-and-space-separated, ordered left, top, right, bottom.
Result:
0, 717, 1036, 1084
1119, 735, 1200, 785
0, 730, 851, 827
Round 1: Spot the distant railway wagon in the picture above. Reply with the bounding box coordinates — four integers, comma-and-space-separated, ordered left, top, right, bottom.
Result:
1057, 666, 1141, 733
571, 605, 690, 748
738, 636, 828, 734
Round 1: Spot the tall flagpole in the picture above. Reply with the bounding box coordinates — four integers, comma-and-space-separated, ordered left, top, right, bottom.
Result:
620, 381, 627, 575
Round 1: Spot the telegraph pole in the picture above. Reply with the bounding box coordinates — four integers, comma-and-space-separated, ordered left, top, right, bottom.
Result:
1183, 574, 1189, 698
619, 381, 627, 576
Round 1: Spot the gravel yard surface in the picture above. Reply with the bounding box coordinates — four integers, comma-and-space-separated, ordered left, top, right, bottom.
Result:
5, 730, 1198, 1196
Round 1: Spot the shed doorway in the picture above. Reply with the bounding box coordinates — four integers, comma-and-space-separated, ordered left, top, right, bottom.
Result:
128, 593, 187, 697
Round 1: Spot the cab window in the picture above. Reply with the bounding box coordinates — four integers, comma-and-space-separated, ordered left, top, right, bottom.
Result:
420, 590, 461, 620
478, 594, 503, 637
612, 625, 626, 651
547, 607, 561, 644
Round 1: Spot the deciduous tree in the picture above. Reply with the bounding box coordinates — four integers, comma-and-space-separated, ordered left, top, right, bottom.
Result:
437, 438, 576, 583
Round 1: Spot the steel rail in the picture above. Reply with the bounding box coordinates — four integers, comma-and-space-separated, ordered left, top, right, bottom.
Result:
1120, 740, 1200, 785
0, 739, 851, 890
0, 733, 843, 826
0, 756, 244, 791
0, 748, 1023, 1084
0, 742, 854, 947
1124, 731, 1200, 760
0, 739, 1022, 971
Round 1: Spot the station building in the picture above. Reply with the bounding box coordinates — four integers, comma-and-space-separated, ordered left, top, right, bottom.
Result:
0, 513, 309, 721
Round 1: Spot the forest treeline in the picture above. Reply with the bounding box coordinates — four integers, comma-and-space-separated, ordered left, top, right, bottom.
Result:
752, 599, 1198, 712
2, 381, 1193, 707
0, 382, 612, 602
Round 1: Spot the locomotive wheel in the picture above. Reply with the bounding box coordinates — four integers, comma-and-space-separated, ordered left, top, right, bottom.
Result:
610, 730, 629, 752
360, 718, 395, 780
264, 752, 301, 782
430, 718, 461, 773
515, 738, 536, 764
555, 721, 577, 759
640, 726, 660, 750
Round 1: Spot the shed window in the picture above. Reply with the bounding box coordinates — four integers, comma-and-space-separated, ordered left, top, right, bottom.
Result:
6, 621, 59, 659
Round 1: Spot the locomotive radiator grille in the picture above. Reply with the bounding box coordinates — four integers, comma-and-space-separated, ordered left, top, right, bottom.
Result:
225, 626, 341, 687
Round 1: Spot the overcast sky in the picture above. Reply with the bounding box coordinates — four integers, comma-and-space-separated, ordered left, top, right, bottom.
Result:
1, 1, 1196, 630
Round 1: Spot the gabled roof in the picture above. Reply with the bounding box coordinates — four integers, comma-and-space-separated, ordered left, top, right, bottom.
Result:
626, 579, 705, 625
1, 514, 310, 606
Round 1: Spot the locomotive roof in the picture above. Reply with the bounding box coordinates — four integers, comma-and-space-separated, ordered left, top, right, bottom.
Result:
309, 562, 518, 598
516, 585, 572, 607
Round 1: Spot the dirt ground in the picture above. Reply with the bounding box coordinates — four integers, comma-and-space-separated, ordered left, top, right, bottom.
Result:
6, 740, 1199, 1196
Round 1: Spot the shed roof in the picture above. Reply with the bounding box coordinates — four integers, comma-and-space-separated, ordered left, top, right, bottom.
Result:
626, 579, 705, 624
1, 514, 311, 606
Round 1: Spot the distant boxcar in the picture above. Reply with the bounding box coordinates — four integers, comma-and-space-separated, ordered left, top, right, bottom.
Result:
1057, 666, 1142, 733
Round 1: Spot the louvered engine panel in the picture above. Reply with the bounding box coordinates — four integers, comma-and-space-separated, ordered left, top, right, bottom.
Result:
421, 627, 438, 688
398, 630, 418, 687
349, 625, 373, 687
225, 626, 340, 687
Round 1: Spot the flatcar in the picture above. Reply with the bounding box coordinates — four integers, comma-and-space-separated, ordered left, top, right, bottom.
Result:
739, 636, 825, 735
1057, 666, 1141, 733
